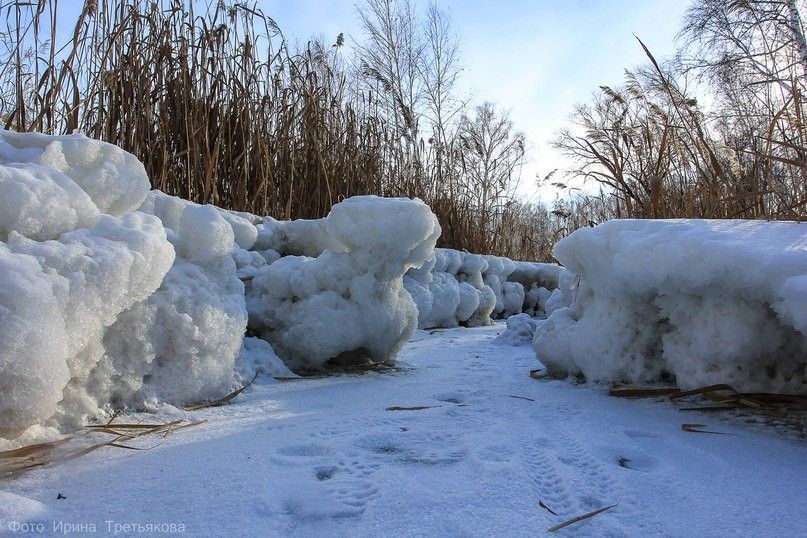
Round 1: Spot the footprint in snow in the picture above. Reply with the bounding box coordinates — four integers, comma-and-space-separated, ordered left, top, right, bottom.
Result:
356, 430, 469, 466
475, 443, 516, 463
271, 443, 332, 466
623, 429, 659, 439
265, 450, 381, 522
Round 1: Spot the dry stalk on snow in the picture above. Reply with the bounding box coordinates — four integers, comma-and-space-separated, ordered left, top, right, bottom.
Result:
0, 418, 205, 478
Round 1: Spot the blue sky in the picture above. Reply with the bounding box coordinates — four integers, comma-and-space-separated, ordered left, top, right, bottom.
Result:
261, 0, 690, 201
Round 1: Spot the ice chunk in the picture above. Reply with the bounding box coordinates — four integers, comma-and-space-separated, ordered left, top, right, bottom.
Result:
236, 337, 297, 382
497, 313, 539, 345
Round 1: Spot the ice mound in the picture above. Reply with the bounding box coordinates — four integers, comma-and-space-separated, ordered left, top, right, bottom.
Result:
83, 192, 249, 417
248, 196, 441, 370
404, 250, 560, 329
497, 313, 539, 345
0, 130, 150, 216
236, 337, 297, 382
0, 130, 261, 437
0, 129, 174, 435
404, 249, 495, 328
534, 219, 807, 393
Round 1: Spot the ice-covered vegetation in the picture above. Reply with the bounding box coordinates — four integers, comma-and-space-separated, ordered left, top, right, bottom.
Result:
2, 130, 805, 442
0, 130, 553, 437
0, 131, 174, 436
403, 249, 559, 329
534, 220, 807, 393
246, 196, 441, 370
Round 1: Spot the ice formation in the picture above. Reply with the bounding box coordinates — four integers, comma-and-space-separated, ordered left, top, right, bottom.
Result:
0, 131, 173, 436
404, 249, 560, 329
497, 313, 539, 345
0, 131, 271, 437
83, 192, 250, 419
247, 196, 441, 370
0, 128, 574, 439
534, 219, 807, 393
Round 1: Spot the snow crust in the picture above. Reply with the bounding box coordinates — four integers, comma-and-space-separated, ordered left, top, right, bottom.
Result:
534, 219, 807, 393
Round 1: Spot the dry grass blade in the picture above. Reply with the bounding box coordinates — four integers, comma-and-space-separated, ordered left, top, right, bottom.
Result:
0, 437, 73, 475
547, 504, 618, 533
0, 437, 72, 459
681, 423, 727, 435
2, 418, 206, 477
609, 387, 682, 398
86, 423, 180, 429
107, 442, 153, 450
539, 500, 558, 516
0, 437, 113, 477
669, 384, 738, 400
183, 372, 259, 411
679, 405, 739, 412
508, 394, 535, 402
385, 405, 439, 411
740, 393, 807, 408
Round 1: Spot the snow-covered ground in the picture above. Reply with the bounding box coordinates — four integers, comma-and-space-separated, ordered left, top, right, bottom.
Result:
2, 324, 804, 537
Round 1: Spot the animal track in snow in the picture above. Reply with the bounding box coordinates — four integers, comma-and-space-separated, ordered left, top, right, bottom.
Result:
475, 443, 516, 463
356, 430, 469, 466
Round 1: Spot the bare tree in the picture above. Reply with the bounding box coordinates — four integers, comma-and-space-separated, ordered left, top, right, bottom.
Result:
457, 102, 525, 250
356, 0, 424, 146
680, 0, 807, 217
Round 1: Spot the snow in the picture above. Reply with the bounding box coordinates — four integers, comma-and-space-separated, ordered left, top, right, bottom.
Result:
497, 312, 539, 345
404, 250, 559, 329
0, 130, 150, 217
235, 337, 297, 383
247, 196, 441, 370
0, 131, 259, 437
535, 219, 807, 392
2, 131, 805, 535
94, 192, 248, 415
0, 208, 174, 436
1, 325, 804, 536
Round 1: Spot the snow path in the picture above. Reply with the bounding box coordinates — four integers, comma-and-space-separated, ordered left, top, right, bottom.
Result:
2, 325, 805, 537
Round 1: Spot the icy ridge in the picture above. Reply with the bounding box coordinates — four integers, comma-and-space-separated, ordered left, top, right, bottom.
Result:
534, 219, 807, 393
403, 249, 560, 329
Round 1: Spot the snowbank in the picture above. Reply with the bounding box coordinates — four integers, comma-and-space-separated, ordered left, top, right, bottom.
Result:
247, 196, 441, 370
534, 219, 807, 393
404, 250, 560, 329
0, 131, 283, 438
